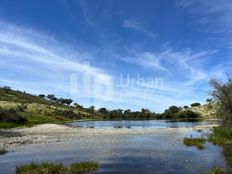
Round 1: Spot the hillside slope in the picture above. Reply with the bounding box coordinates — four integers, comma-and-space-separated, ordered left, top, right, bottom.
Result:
190, 102, 218, 119
0, 87, 92, 128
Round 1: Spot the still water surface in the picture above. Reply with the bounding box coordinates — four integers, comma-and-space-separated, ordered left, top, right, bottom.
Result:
67, 119, 219, 129
0, 120, 227, 174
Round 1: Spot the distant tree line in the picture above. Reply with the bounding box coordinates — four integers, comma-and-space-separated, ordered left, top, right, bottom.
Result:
39, 94, 73, 106
93, 105, 201, 120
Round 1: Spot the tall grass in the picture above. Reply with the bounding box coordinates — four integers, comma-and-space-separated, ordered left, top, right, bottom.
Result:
209, 126, 232, 168
209, 127, 232, 145
16, 161, 99, 174
183, 138, 206, 150
202, 167, 232, 174
16, 162, 68, 174
70, 162, 99, 174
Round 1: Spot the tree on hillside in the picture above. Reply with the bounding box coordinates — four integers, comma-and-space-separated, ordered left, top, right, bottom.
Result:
2, 86, 11, 93
124, 109, 131, 119
58, 98, 73, 105
141, 108, 150, 114
38, 94, 45, 98
206, 98, 213, 103
141, 108, 152, 119
191, 102, 201, 107
88, 106, 95, 114
73, 103, 83, 109
98, 107, 108, 114
210, 76, 232, 127
65, 99, 73, 106
109, 109, 122, 119
47, 94, 57, 102
163, 105, 181, 118
58, 98, 66, 105
168, 106, 180, 113
206, 98, 213, 109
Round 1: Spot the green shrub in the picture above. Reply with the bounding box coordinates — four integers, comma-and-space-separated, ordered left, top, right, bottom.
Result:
17, 103, 28, 112
202, 167, 232, 174
191, 103, 201, 107
70, 162, 99, 174
208, 127, 232, 167
176, 110, 200, 118
54, 110, 80, 119
209, 127, 232, 145
162, 106, 181, 118
0, 107, 27, 123
16, 162, 68, 174
210, 76, 232, 127
16, 162, 99, 174
183, 138, 206, 150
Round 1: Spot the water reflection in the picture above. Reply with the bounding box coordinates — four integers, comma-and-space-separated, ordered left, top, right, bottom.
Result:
68, 120, 219, 129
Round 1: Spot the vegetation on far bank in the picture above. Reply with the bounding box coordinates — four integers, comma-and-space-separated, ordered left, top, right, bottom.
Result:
16, 161, 99, 174
0, 86, 216, 129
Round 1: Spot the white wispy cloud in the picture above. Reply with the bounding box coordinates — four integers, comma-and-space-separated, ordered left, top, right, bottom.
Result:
117, 51, 169, 72
122, 19, 158, 39
0, 18, 229, 112
0, 21, 113, 102
114, 43, 228, 111
176, 0, 232, 33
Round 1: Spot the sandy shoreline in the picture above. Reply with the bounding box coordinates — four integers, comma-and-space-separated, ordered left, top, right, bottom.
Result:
0, 123, 217, 150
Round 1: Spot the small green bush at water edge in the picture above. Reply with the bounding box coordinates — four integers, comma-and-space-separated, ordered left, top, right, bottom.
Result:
16, 161, 99, 174
70, 162, 99, 174
183, 138, 206, 150
16, 162, 68, 174
202, 167, 232, 174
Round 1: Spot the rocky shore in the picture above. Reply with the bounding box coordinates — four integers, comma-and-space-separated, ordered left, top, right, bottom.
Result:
0, 123, 218, 151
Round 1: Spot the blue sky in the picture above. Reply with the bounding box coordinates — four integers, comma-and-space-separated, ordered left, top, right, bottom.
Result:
0, 0, 231, 112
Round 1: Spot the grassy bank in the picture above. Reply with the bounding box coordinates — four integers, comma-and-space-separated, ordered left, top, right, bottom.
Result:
16, 161, 99, 174
209, 126, 232, 145
183, 126, 232, 173
209, 126, 232, 169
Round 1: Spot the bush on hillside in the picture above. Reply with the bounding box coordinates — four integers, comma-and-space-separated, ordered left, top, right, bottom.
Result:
210, 76, 232, 127
0, 107, 27, 123
162, 106, 181, 118
176, 110, 200, 119
190, 103, 201, 107
54, 109, 80, 119
17, 103, 28, 112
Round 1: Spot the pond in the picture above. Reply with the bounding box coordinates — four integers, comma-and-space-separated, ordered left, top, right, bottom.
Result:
67, 119, 219, 129
0, 120, 228, 174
